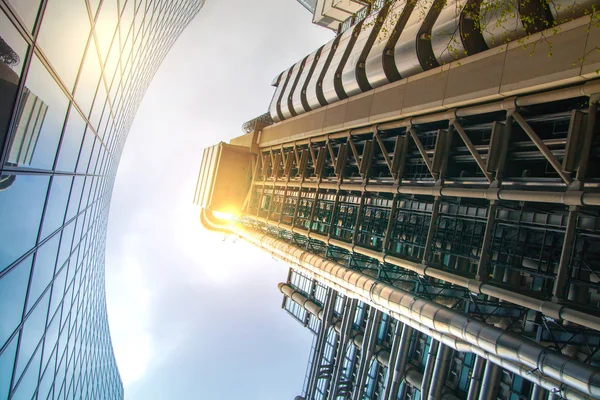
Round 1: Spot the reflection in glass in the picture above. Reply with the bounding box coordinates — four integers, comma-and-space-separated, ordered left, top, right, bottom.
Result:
0, 174, 50, 269
0, 1, 204, 398
0, 256, 32, 346
7, 88, 48, 166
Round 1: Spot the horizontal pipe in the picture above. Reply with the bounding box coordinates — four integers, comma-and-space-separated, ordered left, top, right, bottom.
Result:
230, 220, 600, 398
249, 216, 600, 332
252, 180, 600, 207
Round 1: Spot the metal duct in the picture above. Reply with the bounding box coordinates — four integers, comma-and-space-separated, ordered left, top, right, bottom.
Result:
467, 356, 486, 400
250, 216, 600, 332
230, 222, 600, 398
278, 283, 323, 317
479, 361, 502, 400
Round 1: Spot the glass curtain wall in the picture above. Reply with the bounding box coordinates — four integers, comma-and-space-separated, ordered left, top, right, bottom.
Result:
0, 0, 204, 399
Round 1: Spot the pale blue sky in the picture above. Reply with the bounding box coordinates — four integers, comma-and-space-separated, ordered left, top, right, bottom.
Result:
104, 1, 333, 399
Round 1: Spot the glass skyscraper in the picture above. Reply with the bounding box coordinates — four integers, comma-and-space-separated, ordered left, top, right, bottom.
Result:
0, 0, 203, 399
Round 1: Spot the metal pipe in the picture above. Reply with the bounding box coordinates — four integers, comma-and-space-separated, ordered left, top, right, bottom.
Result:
249, 215, 600, 331
381, 321, 403, 400
387, 324, 414, 399
428, 344, 453, 400
531, 384, 549, 400
421, 339, 440, 399
478, 361, 501, 400
230, 222, 600, 398
253, 180, 600, 208
405, 368, 424, 391
467, 356, 486, 400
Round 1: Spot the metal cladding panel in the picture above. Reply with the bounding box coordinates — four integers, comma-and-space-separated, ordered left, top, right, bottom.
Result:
479, 0, 527, 49
305, 37, 339, 110
292, 47, 323, 115
341, 12, 379, 97
365, 0, 407, 89
280, 59, 306, 119
322, 27, 356, 104
268, 68, 292, 122
394, 0, 437, 77
431, 0, 469, 65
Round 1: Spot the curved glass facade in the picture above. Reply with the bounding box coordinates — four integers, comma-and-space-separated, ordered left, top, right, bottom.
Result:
0, 0, 203, 398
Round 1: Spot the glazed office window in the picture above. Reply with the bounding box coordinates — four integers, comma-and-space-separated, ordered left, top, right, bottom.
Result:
40, 176, 74, 240
0, 335, 18, 398
13, 56, 69, 170
0, 174, 49, 269
26, 233, 60, 314
36, 0, 90, 91
75, 39, 102, 118
0, 256, 31, 347
0, 10, 28, 146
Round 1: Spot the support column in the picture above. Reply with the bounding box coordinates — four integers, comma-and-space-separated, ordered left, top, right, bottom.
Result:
386, 324, 414, 399
467, 356, 486, 400
381, 320, 403, 400
478, 361, 501, 400
531, 384, 549, 400
352, 309, 382, 400
428, 344, 453, 400
421, 339, 440, 399
329, 298, 357, 397
305, 288, 336, 400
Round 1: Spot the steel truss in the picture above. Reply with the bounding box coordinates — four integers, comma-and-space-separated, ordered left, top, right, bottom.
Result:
239, 88, 600, 399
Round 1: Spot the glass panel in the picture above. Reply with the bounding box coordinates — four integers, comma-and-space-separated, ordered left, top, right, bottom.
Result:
41, 312, 59, 374
49, 265, 67, 323
41, 176, 73, 240
11, 344, 41, 400
27, 234, 60, 313
0, 10, 29, 150
0, 174, 49, 270
0, 256, 31, 348
6, 0, 41, 33
15, 290, 48, 386
74, 39, 101, 117
76, 130, 95, 173
66, 176, 84, 220
56, 221, 75, 269
37, 0, 90, 91
89, 83, 107, 130
94, 0, 118, 64
0, 335, 18, 399
55, 107, 86, 173
8, 55, 69, 170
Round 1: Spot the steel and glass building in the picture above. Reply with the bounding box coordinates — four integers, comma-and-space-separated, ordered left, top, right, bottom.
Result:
0, 0, 203, 399
197, 0, 600, 399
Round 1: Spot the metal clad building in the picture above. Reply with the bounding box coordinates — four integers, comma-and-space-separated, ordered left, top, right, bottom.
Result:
198, 0, 600, 399
0, 0, 203, 399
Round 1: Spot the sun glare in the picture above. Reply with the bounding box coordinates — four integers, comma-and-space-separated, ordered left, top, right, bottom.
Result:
212, 210, 237, 221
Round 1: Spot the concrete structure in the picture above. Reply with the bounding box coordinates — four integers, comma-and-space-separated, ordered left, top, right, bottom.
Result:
0, 1, 203, 399
297, 0, 369, 32
197, 1, 600, 398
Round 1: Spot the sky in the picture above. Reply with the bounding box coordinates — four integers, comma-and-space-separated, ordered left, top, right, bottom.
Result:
104, 1, 333, 399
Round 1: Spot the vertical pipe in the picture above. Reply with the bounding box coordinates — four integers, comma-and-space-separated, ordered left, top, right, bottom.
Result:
428, 344, 453, 399
467, 356, 486, 400
478, 361, 502, 400
381, 320, 403, 400
387, 324, 414, 399
421, 339, 440, 399
531, 384, 549, 400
